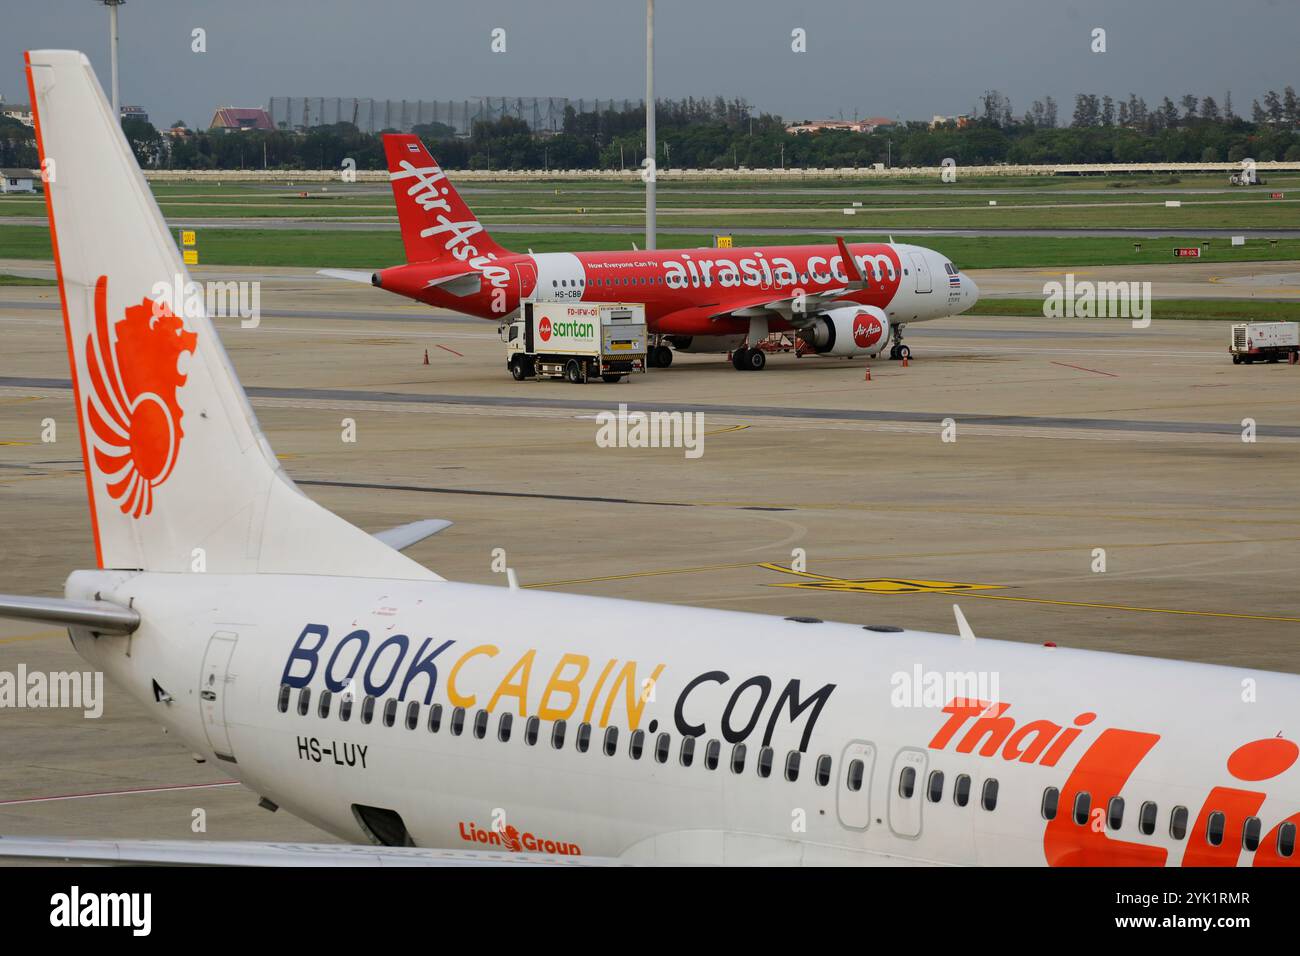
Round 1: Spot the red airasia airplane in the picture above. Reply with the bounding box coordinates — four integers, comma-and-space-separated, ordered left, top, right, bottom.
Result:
326, 135, 979, 371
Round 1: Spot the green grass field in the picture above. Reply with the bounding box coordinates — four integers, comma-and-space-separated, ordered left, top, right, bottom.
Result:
1, 171, 1296, 272
0, 272, 56, 286
2, 222, 1299, 272
2, 172, 1295, 230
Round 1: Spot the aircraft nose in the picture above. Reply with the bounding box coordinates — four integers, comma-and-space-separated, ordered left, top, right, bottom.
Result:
961, 272, 978, 303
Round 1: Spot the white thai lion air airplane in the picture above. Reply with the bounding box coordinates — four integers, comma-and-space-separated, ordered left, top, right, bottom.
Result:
3, 50, 1298, 868
320, 134, 978, 371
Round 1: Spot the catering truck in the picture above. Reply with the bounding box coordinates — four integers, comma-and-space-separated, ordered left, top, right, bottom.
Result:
504, 301, 647, 383
1229, 321, 1299, 364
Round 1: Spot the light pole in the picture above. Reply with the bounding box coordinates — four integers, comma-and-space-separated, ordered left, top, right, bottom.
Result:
95, 0, 126, 121
645, 0, 655, 250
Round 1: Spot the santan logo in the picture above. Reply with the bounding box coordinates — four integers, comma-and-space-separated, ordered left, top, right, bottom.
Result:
551, 320, 594, 338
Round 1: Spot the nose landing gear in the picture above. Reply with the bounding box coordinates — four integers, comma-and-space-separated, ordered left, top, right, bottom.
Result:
887, 325, 910, 361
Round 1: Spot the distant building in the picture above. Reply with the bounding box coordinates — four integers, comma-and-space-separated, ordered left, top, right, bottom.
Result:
929, 114, 973, 129
119, 105, 150, 125
0, 168, 36, 193
1, 102, 34, 127
209, 107, 274, 132
267, 96, 611, 135
786, 118, 896, 135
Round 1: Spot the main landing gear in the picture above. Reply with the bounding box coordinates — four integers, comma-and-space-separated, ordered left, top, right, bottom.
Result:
887, 325, 911, 361
731, 317, 770, 371
730, 347, 766, 371
646, 337, 673, 368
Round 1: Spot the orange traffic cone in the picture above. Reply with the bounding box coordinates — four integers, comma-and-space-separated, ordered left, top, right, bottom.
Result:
423, 349, 430, 365
864, 366, 872, 381
902, 354, 909, 367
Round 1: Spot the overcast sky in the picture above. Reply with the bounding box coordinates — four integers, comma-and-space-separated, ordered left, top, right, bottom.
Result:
4, 0, 1297, 129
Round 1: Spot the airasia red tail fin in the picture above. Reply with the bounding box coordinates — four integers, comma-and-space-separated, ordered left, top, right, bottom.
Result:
382, 134, 510, 264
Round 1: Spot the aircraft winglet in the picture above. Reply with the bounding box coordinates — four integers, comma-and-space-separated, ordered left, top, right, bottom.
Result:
953, 604, 976, 642
835, 236, 866, 289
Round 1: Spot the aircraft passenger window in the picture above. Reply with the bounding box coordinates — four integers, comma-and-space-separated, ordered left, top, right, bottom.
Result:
405, 700, 420, 731
655, 733, 671, 764
1279, 822, 1297, 858
1073, 792, 1091, 826
427, 703, 442, 733
981, 778, 999, 812
297, 687, 311, 717
361, 695, 376, 725
785, 751, 801, 783
814, 755, 832, 787
953, 774, 971, 807
449, 706, 465, 736
730, 743, 748, 774
1041, 787, 1059, 821
1107, 797, 1125, 831
318, 690, 332, 719
576, 722, 591, 753
704, 739, 721, 770
1138, 801, 1158, 836
1243, 816, 1262, 853
551, 719, 567, 749
1206, 811, 1226, 847
603, 726, 619, 756
524, 716, 540, 746
680, 736, 696, 767
1170, 806, 1189, 840
277, 684, 291, 713
757, 746, 774, 778
927, 770, 945, 803
339, 695, 353, 722
629, 729, 645, 760
899, 766, 917, 799
383, 698, 398, 728
846, 758, 864, 793
498, 711, 513, 742
473, 708, 489, 739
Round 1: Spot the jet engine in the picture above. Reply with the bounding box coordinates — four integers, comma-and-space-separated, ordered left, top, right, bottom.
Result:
800, 306, 890, 357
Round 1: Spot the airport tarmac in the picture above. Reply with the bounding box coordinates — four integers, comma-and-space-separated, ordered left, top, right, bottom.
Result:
0, 273, 1297, 845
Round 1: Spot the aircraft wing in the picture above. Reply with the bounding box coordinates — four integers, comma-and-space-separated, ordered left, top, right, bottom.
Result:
0, 836, 619, 867
712, 286, 859, 323
317, 268, 481, 296
373, 519, 452, 551
654, 289, 858, 334
317, 269, 375, 284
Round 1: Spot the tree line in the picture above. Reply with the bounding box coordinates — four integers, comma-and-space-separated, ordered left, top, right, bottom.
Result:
1, 88, 1297, 173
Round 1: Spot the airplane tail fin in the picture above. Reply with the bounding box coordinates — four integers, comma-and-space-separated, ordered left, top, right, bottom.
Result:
382, 133, 510, 264
25, 49, 436, 581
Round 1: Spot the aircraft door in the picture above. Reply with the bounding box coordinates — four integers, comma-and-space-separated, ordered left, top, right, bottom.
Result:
836, 740, 876, 830
516, 261, 537, 302
199, 631, 239, 763
909, 252, 932, 293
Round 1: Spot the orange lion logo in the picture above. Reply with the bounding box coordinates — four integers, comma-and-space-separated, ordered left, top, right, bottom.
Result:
500, 824, 523, 853
84, 275, 198, 518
